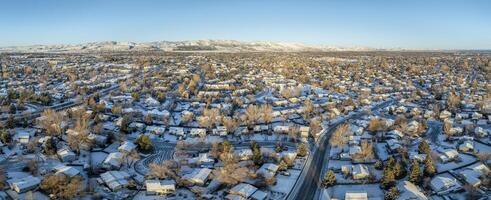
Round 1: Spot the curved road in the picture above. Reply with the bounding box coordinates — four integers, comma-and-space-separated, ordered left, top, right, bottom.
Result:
287, 99, 396, 200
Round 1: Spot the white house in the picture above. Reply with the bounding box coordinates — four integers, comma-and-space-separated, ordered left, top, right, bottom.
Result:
226, 183, 258, 199
345, 192, 368, 200
256, 163, 279, 178
190, 128, 207, 138
118, 141, 137, 153
57, 148, 77, 162
145, 180, 176, 195
352, 164, 370, 180
54, 165, 80, 177
182, 168, 212, 186
8, 176, 42, 193
234, 149, 253, 161
103, 152, 124, 169
430, 175, 462, 194
99, 171, 131, 191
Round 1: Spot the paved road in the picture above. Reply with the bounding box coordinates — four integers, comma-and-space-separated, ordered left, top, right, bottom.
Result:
287, 99, 396, 200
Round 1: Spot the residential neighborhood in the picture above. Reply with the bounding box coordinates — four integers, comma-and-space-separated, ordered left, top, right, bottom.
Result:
0, 50, 490, 200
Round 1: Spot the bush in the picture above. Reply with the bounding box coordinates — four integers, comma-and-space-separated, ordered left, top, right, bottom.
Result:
322, 170, 336, 187
297, 143, 308, 157
135, 135, 154, 153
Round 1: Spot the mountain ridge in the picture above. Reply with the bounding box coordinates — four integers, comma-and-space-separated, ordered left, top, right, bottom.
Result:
0, 40, 378, 53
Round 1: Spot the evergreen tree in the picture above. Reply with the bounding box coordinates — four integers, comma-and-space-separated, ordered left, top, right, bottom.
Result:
418, 140, 430, 154
135, 135, 154, 153
394, 160, 407, 179
322, 170, 336, 187
43, 137, 57, 155
424, 154, 437, 177
278, 160, 288, 171
375, 160, 383, 170
251, 141, 264, 166
384, 186, 400, 200
409, 159, 421, 184
0, 129, 11, 144
386, 156, 396, 169
6, 115, 15, 129
381, 167, 396, 189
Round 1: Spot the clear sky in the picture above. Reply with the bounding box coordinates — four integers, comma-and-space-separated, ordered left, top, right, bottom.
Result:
1, 0, 490, 49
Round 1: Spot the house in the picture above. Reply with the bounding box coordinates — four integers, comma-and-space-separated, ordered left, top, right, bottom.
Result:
99, 171, 131, 191
474, 127, 488, 138
439, 110, 452, 119
279, 151, 297, 161
8, 176, 42, 193
299, 126, 310, 138
145, 97, 160, 106
396, 181, 428, 200
352, 164, 370, 180
168, 127, 185, 136
458, 163, 490, 187
145, 180, 176, 195
15, 131, 31, 145
190, 128, 207, 137
256, 163, 279, 178
190, 153, 214, 167
226, 183, 258, 199
250, 190, 268, 200
213, 126, 227, 136
57, 148, 77, 162
430, 175, 462, 194
345, 192, 368, 200
88, 133, 107, 146
146, 126, 166, 135
458, 141, 474, 152
234, 149, 253, 161
118, 141, 137, 153
54, 165, 80, 177
103, 152, 124, 169
182, 168, 212, 186
273, 125, 290, 134
439, 149, 459, 163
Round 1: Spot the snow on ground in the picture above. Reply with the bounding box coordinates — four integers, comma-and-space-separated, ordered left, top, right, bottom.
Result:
327, 160, 350, 170
326, 184, 384, 200
474, 141, 491, 154
436, 154, 477, 173
161, 133, 178, 143
268, 169, 300, 194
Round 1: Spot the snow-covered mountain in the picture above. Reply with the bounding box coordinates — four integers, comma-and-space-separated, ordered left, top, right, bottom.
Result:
0, 40, 376, 53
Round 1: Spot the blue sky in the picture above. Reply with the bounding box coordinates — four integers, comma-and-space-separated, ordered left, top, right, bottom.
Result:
0, 0, 490, 49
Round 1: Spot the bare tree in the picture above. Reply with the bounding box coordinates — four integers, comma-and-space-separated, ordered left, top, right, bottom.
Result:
330, 123, 349, 148
222, 117, 239, 134
38, 109, 66, 136
244, 105, 260, 128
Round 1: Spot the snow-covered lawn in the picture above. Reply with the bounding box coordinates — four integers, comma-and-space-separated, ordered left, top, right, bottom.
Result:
474, 141, 491, 154
326, 184, 384, 200
268, 169, 300, 194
